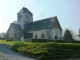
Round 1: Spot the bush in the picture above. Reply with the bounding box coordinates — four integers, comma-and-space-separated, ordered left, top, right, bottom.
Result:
24, 38, 80, 43
12, 42, 80, 60
0, 38, 13, 40
63, 29, 73, 41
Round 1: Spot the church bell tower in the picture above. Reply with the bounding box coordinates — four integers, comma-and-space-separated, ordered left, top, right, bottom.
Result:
17, 7, 33, 30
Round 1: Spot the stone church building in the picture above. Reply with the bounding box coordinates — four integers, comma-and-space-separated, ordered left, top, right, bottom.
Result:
7, 7, 62, 40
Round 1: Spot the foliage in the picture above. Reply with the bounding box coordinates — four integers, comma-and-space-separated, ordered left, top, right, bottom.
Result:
25, 39, 78, 43
78, 28, 80, 37
25, 39, 63, 42
12, 42, 80, 60
63, 29, 73, 41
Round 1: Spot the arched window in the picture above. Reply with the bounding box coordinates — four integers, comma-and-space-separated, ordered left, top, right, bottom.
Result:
26, 15, 29, 19
48, 35, 51, 39
55, 35, 58, 40
26, 15, 27, 18
18, 15, 22, 21
28, 15, 29, 19
35, 34, 37, 39
41, 33, 45, 39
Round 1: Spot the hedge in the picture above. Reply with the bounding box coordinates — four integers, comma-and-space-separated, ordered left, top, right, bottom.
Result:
12, 42, 80, 60
24, 39, 80, 43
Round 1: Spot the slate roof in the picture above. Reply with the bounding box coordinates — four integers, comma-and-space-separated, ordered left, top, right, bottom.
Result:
24, 18, 53, 32
11, 23, 22, 31
24, 16, 62, 32
9, 16, 62, 33
18, 7, 33, 15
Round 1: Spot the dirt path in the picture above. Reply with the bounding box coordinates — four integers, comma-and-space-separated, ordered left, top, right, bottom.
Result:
0, 44, 38, 60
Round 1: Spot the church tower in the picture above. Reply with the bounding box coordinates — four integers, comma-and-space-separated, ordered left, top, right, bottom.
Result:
17, 7, 33, 30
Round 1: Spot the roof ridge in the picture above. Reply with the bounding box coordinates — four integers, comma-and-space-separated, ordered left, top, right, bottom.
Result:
18, 7, 33, 14
33, 16, 57, 23
11, 23, 22, 31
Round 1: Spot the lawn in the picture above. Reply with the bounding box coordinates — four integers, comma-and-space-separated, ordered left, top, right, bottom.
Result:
0, 40, 15, 46
0, 39, 32, 46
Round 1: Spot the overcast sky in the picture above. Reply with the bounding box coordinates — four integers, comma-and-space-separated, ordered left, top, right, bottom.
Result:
0, 0, 80, 33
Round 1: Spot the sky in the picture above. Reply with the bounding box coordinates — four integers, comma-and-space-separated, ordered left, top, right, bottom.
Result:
0, 0, 80, 33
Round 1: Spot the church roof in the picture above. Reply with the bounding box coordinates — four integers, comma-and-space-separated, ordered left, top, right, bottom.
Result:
18, 7, 33, 15
24, 16, 62, 32
24, 17, 53, 32
11, 23, 22, 31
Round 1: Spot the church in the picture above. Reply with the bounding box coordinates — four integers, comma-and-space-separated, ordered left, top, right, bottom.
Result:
7, 7, 62, 40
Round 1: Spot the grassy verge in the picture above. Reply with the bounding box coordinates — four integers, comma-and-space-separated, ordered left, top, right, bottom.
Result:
12, 42, 80, 60
0, 39, 15, 46
0, 39, 33, 46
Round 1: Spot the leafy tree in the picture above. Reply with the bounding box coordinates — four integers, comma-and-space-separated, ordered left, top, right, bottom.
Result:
78, 28, 80, 37
62, 28, 75, 39
63, 29, 73, 40
0, 32, 7, 38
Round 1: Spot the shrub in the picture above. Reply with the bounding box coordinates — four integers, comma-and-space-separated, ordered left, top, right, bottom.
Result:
24, 38, 80, 43
12, 42, 80, 60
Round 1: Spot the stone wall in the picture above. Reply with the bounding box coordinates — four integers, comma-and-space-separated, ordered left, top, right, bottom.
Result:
17, 12, 33, 30
32, 29, 47, 39
7, 25, 15, 39
14, 31, 23, 40
28, 28, 62, 40
51, 28, 62, 40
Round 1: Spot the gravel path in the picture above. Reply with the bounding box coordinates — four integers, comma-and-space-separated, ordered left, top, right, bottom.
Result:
0, 44, 38, 60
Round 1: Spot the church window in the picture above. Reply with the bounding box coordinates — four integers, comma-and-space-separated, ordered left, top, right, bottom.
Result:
35, 34, 37, 39
28, 15, 29, 19
31, 15, 32, 17
26, 15, 27, 18
26, 15, 29, 19
26, 15, 30, 19
18, 15, 22, 21
41, 33, 45, 39
55, 35, 58, 40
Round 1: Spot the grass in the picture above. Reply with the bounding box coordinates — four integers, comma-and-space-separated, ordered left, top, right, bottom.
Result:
0, 39, 32, 46
0, 39, 17, 46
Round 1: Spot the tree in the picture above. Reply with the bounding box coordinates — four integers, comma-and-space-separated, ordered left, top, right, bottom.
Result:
0, 32, 7, 38
63, 29, 73, 40
68, 29, 76, 40
78, 28, 80, 37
